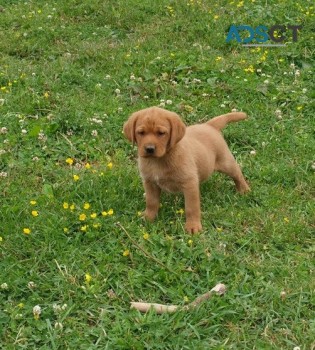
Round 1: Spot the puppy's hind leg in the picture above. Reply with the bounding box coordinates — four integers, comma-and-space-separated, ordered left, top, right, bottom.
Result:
143, 180, 161, 221
216, 153, 250, 194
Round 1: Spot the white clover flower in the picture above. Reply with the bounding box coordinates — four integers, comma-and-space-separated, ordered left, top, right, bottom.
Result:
21, 129, 27, 134
220, 104, 226, 108
0, 99, 5, 106
54, 322, 63, 329
0, 150, 7, 155
28, 281, 36, 289
311, 162, 315, 170
144, 95, 149, 99
130, 73, 136, 80
91, 130, 98, 137
231, 108, 237, 112
38, 131, 46, 141
0, 127, 8, 134
290, 63, 295, 69
32, 156, 39, 162
166, 100, 173, 105
33, 305, 41, 319
263, 79, 269, 84
115, 88, 121, 94
1, 283, 8, 289
302, 88, 307, 93
250, 150, 256, 156
105, 74, 111, 80
117, 107, 123, 112
0, 172, 8, 177
280, 291, 286, 299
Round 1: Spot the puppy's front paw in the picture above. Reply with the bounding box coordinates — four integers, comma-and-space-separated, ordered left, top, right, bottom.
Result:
143, 209, 157, 222
185, 221, 202, 234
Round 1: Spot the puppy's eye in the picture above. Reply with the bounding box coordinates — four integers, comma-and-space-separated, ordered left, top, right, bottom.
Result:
137, 130, 145, 136
157, 131, 166, 136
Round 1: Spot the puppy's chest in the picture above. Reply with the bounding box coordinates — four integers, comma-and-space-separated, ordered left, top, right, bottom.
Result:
139, 163, 182, 193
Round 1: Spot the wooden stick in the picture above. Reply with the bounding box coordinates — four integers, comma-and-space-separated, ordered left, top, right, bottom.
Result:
130, 283, 227, 313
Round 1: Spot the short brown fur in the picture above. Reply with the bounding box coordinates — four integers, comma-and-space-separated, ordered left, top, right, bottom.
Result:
123, 106, 250, 233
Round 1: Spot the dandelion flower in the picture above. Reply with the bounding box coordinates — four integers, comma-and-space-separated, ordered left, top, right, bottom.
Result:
23, 228, 31, 235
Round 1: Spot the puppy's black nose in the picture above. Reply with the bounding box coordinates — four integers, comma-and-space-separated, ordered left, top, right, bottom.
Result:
145, 145, 155, 155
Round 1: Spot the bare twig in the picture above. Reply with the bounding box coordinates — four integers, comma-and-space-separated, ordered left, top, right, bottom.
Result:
130, 283, 227, 314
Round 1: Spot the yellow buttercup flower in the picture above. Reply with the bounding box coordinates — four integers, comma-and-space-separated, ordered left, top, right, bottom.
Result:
81, 225, 87, 232
108, 209, 114, 215
83, 203, 90, 210
79, 213, 87, 221
31, 210, 39, 217
85, 163, 91, 169
66, 158, 74, 165
107, 162, 113, 170
101, 211, 108, 216
23, 228, 31, 235
85, 273, 92, 283
63, 202, 69, 209
73, 175, 79, 181
70, 204, 75, 210
123, 249, 130, 257
143, 232, 150, 240
90, 213, 97, 219
30, 200, 37, 205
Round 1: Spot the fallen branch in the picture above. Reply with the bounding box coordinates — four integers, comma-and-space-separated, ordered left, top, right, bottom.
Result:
130, 283, 227, 314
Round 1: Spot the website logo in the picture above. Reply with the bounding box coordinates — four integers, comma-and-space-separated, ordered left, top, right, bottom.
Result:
226, 25, 302, 47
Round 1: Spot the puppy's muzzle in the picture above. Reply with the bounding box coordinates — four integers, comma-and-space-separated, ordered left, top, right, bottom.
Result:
144, 144, 156, 155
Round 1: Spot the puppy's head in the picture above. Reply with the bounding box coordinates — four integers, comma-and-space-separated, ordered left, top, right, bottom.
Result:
123, 107, 186, 158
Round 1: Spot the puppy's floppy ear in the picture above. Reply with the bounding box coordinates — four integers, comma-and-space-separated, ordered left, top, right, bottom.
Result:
123, 113, 139, 144
167, 112, 186, 148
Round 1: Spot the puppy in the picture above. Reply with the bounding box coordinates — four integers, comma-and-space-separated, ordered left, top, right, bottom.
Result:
123, 107, 250, 233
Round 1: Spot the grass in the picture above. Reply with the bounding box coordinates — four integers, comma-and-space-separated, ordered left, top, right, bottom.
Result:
0, 0, 314, 349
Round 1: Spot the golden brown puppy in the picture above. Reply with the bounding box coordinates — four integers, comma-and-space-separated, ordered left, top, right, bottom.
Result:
123, 107, 250, 233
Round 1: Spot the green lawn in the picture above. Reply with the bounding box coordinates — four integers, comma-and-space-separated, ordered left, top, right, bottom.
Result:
0, 0, 314, 349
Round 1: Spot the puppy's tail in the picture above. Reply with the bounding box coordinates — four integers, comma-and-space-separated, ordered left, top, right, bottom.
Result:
207, 112, 247, 131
